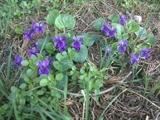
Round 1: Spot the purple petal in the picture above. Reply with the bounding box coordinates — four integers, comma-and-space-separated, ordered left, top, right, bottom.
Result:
60, 36, 66, 41
44, 68, 49, 75
36, 61, 43, 67
38, 67, 50, 75
120, 14, 127, 19
42, 59, 49, 67
118, 19, 126, 25
103, 48, 107, 52
78, 37, 83, 41
72, 36, 77, 41
105, 53, 109, 59
40, 22, 45, 27
130, 53, 139, 64
117, 46, 126, 52
71, 41, 81, 50
53, 35, 60, 41
58, 46, 66, 52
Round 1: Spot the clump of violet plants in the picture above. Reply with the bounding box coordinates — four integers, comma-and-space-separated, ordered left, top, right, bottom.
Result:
3, 10, 155, 119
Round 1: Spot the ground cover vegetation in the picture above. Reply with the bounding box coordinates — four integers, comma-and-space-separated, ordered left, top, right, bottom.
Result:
0, 0, 160, 119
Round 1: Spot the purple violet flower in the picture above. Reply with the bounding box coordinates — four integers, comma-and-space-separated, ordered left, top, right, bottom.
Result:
53, 35, 67, 52
36, 58, 50, 75
117, 40, 128, 52
32, 22, 45, 33
103, 46, 112, 59
27, 47, 38, 56
32, 22, 45, 34
27, 41, 39, 56
141, 47, 151, 59
118, 14, 127, 25
23, 29, 33, 40
101, 22, 117, 37
130, 53, 139, 64
71, 36, 83, 51
12, 54, 23, 67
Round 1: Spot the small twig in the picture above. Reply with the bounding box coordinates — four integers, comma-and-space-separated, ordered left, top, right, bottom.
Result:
53, 71, 132, 97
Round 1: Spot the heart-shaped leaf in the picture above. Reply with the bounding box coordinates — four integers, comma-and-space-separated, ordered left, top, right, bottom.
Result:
92, 18, 105, 31
40, 79, 48, 86
79, 33, 100, 46
127, 20, 140, 33
46, 10, 59, 25
135, 27, 147, 38
70, 45, 88, 62
145, 34, 156, 45
108, 14, 120, 23
55, 73, 63, 81
45, 43, 56, 54
21, 60, 29, 66
38, 38, 52, 49
55, 14, 75, 29
115, 33, 129, 40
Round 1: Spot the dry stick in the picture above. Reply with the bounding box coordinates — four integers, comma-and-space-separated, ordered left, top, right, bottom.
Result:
53, 71, 132, 97
128, 89, 160, 110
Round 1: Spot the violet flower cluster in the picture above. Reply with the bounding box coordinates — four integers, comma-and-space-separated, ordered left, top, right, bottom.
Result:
130, 47, 151, 64
36, 58, 50, 75
103, 46, 112, 59
12, 54, 23, 67
23, 22, 45, 40
27, 40, 39, 56
118, 14, 127, 25
53, 35, 83, 52
101, 22, 117, 37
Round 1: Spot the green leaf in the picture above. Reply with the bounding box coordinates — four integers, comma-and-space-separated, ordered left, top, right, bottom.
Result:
40, 79, 48, 86
19, 98, 26, 105
27, 69, 33, 76
46, 10, 59, 25
100, 39, 108, 48
80, 33, 100, 46
37, 38, 52, 49
55, 14, 75, 29
22, 74, 30, 83
56, 51, 68, 61
53, 61, 62, 71
127, 21, 140, 33
111, 42, 118, 52
55, 73, 63, 81
135, 27, 147, 38
15, 25, 23, 34
55, 52, 73, 72
19, 83, 27, 90
37, 90, 44, 95
111, 23, 124, 34
45, 43, 56, 54
21, 60, 29, 66
92, 18, 105, 31
70, 45, 88, 62
108, 14, 120, 23
59, 58, 73, 72
115, 33, 129, 40
145, 34, 156, 44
